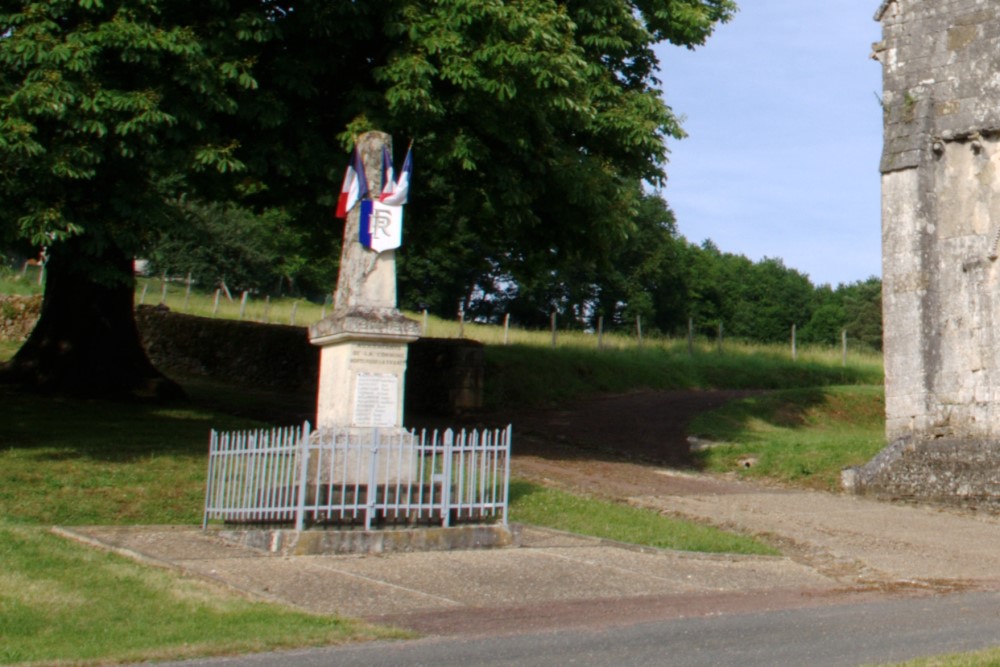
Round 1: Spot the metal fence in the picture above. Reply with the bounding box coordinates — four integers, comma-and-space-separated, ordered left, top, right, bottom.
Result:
203, 423, 512, 531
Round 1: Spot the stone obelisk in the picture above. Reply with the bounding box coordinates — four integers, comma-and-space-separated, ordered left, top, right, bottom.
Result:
309, 131, 420, 430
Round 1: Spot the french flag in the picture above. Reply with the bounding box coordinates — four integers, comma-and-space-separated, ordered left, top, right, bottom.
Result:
380, 146, 395, 200
335, 146, 368, 218
380, 145, 412, 206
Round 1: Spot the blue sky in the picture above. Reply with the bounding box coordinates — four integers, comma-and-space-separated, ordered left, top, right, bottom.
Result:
654, 1, 883, 287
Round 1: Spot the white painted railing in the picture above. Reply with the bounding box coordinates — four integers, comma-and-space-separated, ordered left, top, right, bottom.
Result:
203, 423, 512, 531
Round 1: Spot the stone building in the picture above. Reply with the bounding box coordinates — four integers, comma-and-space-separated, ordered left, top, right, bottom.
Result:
846, 1, 1000, 505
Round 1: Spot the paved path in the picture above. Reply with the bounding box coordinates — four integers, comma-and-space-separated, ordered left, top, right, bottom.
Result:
632, 470, 1000, 588
58, 468, 1000, 638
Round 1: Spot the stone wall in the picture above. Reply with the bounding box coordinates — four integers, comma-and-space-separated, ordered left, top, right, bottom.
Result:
135, 306, 483, 417
877, 0, 1000, 443
843, 437, 1000, 512
853, 1, 1000, 506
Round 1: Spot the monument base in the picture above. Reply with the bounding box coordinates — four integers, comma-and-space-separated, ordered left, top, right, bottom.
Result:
309, 306, 420, 430
218, 523, 520, 556
843, 436, 1000, 511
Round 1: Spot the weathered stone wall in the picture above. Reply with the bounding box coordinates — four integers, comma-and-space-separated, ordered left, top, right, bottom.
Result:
135, 306, 483, 417
853, 1, 1000, 505
877, 0, 1000, 442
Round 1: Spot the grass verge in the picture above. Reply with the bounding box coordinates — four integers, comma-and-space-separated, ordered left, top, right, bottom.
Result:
874, 648, 1000, 666
484, 344, 882, 409
509, 480, 778, 556
0, 522, 400, 665
689, 385, 886, 491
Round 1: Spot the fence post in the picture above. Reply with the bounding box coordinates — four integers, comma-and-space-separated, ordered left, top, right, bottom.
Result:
139, 284, 148, 306
239, 291, 248, 320
441, 429, 454, 527
294, 422, 311, 532
160, 272, 168, 305
597, 315, 604, 351
842, 329, 848, 367
717, 322, 724, 352
636, 315, 643, 347
550, 311, 557, 348
212, 289, 221, 318
365, 428, 380, 530
503, 313, 510, 345
687, 318, 694, 355
423, 309, 429, 336
458, 306, 465, 338
791, 323, 797, 361
183, 272, 192, 311
502, 425, 512, 526
290, 300, 298, 326
203, 429, 218, 530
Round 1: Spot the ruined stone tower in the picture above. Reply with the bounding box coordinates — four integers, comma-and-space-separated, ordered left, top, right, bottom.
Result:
846, 1, 1000, 506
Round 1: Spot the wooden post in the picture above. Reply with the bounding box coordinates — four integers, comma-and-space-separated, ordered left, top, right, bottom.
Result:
687, 317, 694, 355
597, 315, 604, 350
550, 311, 557, 348
212, 289, 220, 317
636, 314, 643, 347
458, 306, 465, 338
842, 329, 848, 367
139, 284, 148, 305
717, 322, 724, 352
290, 300, 298, 326
239, 291, 248, 320
183, 272, 192, 312
159, 272, 168, 305
422, 309, 429, 336
791, 323, 797, 361
503, 313, 510, 345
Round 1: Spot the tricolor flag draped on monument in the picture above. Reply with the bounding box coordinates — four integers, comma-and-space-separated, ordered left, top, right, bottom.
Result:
380, 145, 412, 206
335, 146, 369, 219
336, 140, 413, 253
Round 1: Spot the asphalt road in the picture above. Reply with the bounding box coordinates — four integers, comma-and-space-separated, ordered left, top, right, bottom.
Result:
146, 590, 1000, 667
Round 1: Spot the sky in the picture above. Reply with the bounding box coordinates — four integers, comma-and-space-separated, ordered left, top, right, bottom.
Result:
654, 0, 884, 287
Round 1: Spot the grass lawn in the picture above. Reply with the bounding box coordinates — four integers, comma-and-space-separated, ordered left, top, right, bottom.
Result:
509, 480, 778, 556
0, 523, 398, 665
0, 365, 777, 665
690, 385, 887, 491
0, 311, 885, 664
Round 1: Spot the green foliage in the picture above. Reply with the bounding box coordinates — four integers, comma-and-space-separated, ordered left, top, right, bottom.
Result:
145, 201, 338, 297
509, 480, 777, 555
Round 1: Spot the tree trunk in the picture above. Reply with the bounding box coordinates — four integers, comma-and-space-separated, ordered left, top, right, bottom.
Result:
1, 236, 183, 398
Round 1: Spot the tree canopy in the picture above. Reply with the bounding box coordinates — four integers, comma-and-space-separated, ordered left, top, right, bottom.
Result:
0, 0, 737, 394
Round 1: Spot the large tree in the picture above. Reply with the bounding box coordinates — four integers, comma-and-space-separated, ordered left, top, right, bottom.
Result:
0, 0, 735, 396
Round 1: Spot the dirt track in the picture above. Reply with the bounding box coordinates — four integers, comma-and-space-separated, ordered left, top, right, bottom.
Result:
422, 389, 763, 500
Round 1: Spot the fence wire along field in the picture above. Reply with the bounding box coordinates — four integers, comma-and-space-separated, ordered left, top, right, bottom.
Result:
204, 423, 512, 531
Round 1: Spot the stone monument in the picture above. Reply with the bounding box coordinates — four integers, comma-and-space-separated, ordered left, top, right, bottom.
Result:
309, 131, 420, 432
845, 1, 1000, 507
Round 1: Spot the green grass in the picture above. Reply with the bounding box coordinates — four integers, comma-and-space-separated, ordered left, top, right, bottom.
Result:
0, 287, 887, 663
484, 342, 882, 409
873, 648, 1000, 666
509, 480, 778, 556
0, 522, 399, 665
0, 272, 43, 296
689, 385, 886, 491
